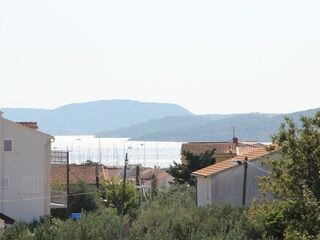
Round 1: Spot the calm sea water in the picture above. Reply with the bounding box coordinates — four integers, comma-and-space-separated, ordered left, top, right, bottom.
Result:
52, 135, 183, 168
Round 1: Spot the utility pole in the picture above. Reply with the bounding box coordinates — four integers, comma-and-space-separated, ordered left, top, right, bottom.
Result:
135, 165, 142, 205
66, 149, 70, 218
122, 153, 128, 214
242, 157, 248, 206
95, 163, 100, 189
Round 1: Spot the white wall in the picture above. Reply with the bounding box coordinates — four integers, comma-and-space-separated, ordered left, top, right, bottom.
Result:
197, 152, 279, 207
196, 176, 212, 206
1, 119, 51, 222
0, 113, 3, 211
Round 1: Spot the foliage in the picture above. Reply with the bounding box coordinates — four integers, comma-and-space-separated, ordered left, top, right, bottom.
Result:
151, 173, 158, 199
53, 209, 124, 240
51, 182, 66, 191
69, 180, 101, 214
135, 165, 140, 186
1, 221, 33, 240
2, 185, 266, 240
1, 209, 124, 240
129, 185, 264, 240
152, 184, 196, 207
167, 149, 216, 185
99, 177, 139, 215
81, 160, 99, 166
249, 112, 320, 239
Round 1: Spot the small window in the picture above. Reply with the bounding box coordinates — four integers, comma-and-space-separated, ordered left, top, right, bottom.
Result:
22, 176, 38, 194
4, 140, 12, 152
1, 177, 9, 188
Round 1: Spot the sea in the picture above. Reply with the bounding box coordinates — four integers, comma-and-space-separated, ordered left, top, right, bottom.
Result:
52, 135, 183, 168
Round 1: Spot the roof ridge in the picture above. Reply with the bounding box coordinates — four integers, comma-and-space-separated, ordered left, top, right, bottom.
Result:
192, 147, 276, 177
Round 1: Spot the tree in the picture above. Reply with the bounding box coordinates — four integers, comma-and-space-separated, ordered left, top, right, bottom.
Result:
81, 160, 98, 166
135, 165, 140, 186
151, 173, 158, 199
100, 177, 139, 215
167, 149, 216, 185
69, 180, 100, 213
250, 112, 320, 238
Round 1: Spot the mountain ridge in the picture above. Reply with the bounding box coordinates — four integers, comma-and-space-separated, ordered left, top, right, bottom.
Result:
96, 108, 320, 142
0, 99, 192, 135
2, 100, 319, 142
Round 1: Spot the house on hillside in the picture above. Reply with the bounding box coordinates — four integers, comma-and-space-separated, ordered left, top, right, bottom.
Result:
192, 147, 279, 207
181, 137, 264, 164
139, 167, 173, 189
0, 112, 53, 223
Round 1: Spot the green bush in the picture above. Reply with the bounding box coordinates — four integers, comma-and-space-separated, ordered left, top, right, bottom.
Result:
2, 184, 265, 240
129, 185, 264, 240
69, 180, 101, 214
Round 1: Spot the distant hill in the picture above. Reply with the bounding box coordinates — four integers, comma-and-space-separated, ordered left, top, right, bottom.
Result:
95, 115, 214, 139
2, 100, 319, 141
0, 100, 193, 135
96, 108, 320, 142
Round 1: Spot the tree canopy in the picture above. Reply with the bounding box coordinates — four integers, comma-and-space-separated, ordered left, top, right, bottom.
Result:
99, 177, 139, 215
250, 112, 320, 239
69, 180, 100, 214
167, 149, 216, 185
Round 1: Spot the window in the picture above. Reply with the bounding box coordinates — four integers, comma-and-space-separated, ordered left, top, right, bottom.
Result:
22, 176, 38, 194
4, 140, 12, 152
1, 177, 9, 188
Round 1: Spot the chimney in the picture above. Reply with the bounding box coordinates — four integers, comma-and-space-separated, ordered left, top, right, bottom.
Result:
233, 137, 239, 146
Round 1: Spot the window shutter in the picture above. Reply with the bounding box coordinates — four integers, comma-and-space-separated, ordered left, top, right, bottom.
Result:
4, 140, 12, 152
22, 176, 38, 194
30, 176, 38, 193
22, 176, 29, 193
1, 177, 9, 188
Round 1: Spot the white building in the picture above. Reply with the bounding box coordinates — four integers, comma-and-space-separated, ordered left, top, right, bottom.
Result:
0, 112, 53, 222
192, 147, 279, 207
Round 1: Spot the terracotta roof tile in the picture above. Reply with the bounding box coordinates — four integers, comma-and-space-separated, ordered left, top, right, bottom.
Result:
236, 145, 263, 155
104, 167, 123, 179
16, 122, 39, 130
52, 165, 105, 185
192, 147, 276, 177
182, 142, 236, 156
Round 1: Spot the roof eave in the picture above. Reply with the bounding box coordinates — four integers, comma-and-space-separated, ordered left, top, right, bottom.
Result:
192, 164, 239, 178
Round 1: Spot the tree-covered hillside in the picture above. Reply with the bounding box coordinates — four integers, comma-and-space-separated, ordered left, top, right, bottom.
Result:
97, 108, 320, 142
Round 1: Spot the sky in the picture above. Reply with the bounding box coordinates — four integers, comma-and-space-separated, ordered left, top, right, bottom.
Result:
1, 0, 320, 115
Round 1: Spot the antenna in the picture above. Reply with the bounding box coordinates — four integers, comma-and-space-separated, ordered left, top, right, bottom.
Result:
233, 126, 235, 138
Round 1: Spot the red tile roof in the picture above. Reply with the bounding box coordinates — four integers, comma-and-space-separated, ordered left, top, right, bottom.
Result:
139, 168, 171, 186
182, 142, 236, 156
140, 168, 170, 180
16, 122, 39, 130
236, 144, 263, 156
104, 167, 123, 179
192, 147, 276, 177
52, 165, 106, 185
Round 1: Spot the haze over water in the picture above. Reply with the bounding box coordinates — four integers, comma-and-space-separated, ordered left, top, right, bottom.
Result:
52, 135, 183, 168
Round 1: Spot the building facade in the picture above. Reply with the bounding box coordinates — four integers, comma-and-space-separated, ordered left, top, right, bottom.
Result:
192, 147, 279, 207
0, 112, 53, 222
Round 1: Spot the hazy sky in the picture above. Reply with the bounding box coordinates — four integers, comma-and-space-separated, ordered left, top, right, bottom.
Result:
1, 0, 319, 114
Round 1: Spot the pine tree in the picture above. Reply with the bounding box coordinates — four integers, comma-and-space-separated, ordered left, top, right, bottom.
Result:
167, 149, 216, 185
